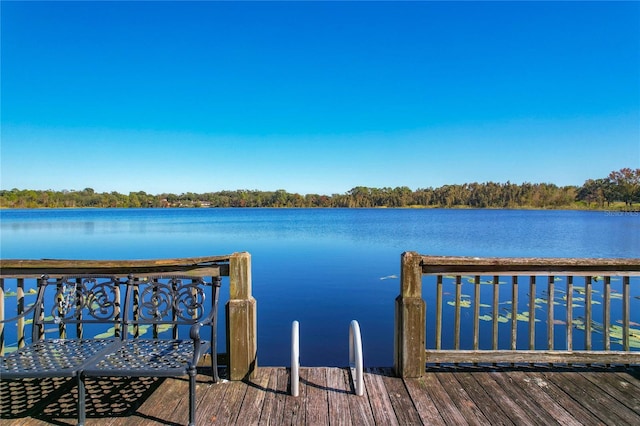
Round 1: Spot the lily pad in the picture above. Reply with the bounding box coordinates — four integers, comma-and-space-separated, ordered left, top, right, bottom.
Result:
447, 300, 471, 308
503, 311, 540, 322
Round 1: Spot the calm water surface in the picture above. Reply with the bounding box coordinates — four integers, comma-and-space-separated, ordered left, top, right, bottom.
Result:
1, 208, 638, 366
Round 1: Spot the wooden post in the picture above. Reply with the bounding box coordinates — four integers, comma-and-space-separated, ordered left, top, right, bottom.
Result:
226, 252, 257, 380
394, 251, 426, 378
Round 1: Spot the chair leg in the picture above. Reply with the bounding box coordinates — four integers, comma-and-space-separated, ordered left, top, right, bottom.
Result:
211, 350, 220, 383
77, 374, 86, 426
188, 366, 196, 426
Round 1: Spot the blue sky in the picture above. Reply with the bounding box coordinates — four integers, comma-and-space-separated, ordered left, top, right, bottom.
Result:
2, 1, 639, 195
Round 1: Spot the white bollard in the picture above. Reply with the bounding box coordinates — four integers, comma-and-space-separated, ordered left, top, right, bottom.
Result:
349, 320, 364, 396
291, 320, 300, 397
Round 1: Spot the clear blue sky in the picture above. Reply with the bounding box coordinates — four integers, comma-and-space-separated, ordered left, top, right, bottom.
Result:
2, 1, 639, 195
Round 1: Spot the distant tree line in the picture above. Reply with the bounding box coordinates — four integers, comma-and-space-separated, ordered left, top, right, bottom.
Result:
1, 168, 638, 210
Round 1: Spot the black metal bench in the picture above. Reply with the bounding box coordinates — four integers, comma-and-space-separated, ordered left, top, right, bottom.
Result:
0, 274, 221, 426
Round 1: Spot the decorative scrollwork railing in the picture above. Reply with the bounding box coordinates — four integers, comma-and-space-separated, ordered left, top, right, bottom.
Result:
0, 253, 257, 381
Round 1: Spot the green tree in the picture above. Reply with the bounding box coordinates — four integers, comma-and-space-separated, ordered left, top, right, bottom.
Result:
608, 168, 640, 207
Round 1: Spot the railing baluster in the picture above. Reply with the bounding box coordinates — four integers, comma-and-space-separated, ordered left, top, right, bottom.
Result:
511, 276, 518, 351
603, 276, 611, 351
436, 275, 443, 351
17, 279, 25, 347
114, 282, 121, 338
492, 275, 499, 351
57, 280, 66, 339
529, 276, 536, 351
623, 276, 630, 352
172, 278, 179, 339
76, 278, 82, 338
548, 276, 554, 350
0, 278, 4, 355
585, 276, 592, 351
153, 278, 159, 339
567, 276, 573, 351
133, 279, 140, 338
454, 275, 461, 350
473, 275, 480, 351
38, 276, 45, 341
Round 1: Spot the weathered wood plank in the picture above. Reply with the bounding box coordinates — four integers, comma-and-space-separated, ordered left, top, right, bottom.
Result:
489, 371, 560, 425
420, 372, 469, 425
519, 370, 605, 426
425, 350, 640, 365
257, 367, 288, 425
211, 378, 248, 424
363, 367, 399, 426
305, 367, 329, 425
579, 371, 640, 414
436, 371, 492, 426
504, 371, 582, 426
282, 368, 306, 425
234, 367, 272, 425
378, 367, 422, 425
614, 369, 640, 391
544, 371, 639, 425
129, 377, 188, 425
420, 255, 640, 274
468, 371, 538, 425
0, 256, 230, 278
325, 367, 354, 426
3, 367, 640, 426
453, 372, 513, 426
403, 375, 446, 425
343, 367, 376, 426
196, 376, 231, 424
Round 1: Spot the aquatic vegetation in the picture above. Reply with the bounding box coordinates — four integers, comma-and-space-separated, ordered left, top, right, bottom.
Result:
92, 324, 173, 339
447, 299, 471, 308
573, 286, 601, 295
573, 317, 640, 349
2, 288, 38, 297
503, 310, 540, 323
477, 310, 539, 323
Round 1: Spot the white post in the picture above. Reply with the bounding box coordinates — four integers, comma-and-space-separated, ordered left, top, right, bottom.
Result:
291, 320, 300, 397
349, 320, 364, 396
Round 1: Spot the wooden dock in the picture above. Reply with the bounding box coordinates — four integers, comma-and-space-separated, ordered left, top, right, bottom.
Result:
2, 365, 639, 425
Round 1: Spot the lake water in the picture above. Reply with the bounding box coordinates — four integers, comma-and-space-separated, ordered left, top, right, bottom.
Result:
1, 208, 639, 366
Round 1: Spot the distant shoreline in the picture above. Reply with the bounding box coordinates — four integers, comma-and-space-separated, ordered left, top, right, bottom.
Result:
2, 172, 638, 210
1, 205, 638, 213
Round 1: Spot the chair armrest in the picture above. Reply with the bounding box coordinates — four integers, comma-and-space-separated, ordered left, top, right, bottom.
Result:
189, 322, 206, 363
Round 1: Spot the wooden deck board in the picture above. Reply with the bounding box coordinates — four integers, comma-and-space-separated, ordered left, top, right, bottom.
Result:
546, 370, 640, 425
379, 367, 423, 425
362, 367, 399, 426
343, 368, 376, 426
2, 366, 639, 425
467, 370, 539, 425
326, 367, 354, 426
453, 372, 513, 426
435, 370, 492, 426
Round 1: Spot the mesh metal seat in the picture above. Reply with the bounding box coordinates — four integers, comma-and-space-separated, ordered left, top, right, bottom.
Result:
80, 275, 221, 426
